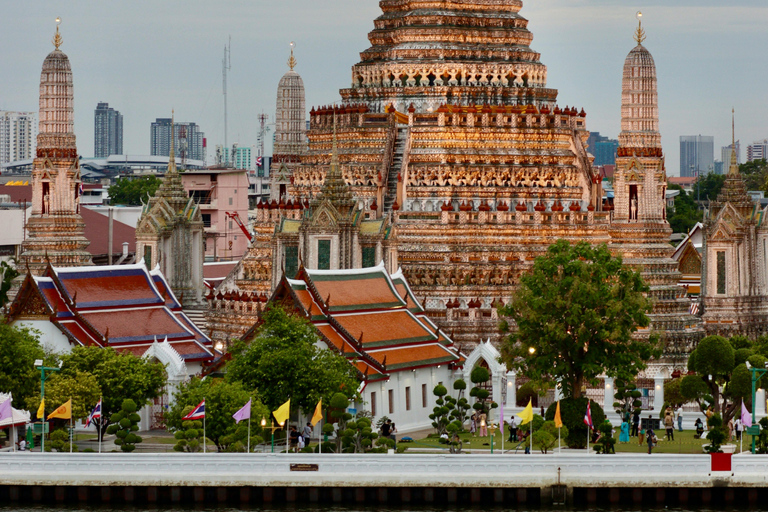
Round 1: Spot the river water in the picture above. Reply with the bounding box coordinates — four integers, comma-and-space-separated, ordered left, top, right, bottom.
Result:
0, 507, 729, 512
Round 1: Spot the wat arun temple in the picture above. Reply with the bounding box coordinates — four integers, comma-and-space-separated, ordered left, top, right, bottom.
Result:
208, 0, 704, 375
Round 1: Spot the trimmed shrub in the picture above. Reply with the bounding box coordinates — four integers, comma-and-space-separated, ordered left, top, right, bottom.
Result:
545, 397, 605, 449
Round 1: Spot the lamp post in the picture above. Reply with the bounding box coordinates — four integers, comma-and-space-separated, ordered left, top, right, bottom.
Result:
262, 417, 282, 453
746, 361, 768, 454
34, 359, 60, 453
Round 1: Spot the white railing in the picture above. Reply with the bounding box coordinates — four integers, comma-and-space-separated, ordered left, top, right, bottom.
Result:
0, 453, 764, 487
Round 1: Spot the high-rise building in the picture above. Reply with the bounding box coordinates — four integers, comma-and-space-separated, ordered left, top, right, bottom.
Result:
747, 140, 768, 162
587, 132, 619, 167
714, 160, 724, 175
721, 141, 740, 169
93, 102, 123, 157
150, 118, 204, 162
680, 135, 714, 177
0, 111, 37, 165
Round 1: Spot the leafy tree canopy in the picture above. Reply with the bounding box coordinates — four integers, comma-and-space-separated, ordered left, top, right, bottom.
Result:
166, 376, 268, 451
57, 346, 166, 432
0, 261, 19, 308
692, 172, 725, 203
0, 323, 45, 410
26, 370, 101, 420
226, 305, 360, 412
682, 334, 768, 425
499, 240, 659, 399
738, 159, 768, 193
108, 176, 161, 206
667, 184, 702, 235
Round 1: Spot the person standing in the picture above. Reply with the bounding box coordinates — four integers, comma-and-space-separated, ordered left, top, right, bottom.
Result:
734, 417, 742, 441
302, 422, 313, 446
676, 405, 684, 432
478, 412, 488, 437
631, 410, 640, 437
664, 407, 674, 441
508, 416, 517, 442
469, 414, 477, 437
647, 428, 656, 454
619, 419, 630, 443
381, 419, 392, 439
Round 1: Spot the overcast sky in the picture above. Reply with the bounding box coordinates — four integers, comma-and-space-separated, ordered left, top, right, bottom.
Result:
2, 0, 767, 176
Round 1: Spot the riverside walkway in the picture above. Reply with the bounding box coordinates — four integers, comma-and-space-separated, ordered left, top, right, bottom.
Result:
2, 452, 768, 506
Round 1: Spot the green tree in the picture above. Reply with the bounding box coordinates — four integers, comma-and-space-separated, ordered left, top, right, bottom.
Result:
667, 184, 702, 234
545, 398, 604, 449
0, 323, 45, 411
106, 399, 142, 452
226, 306, 360, 412
682, 334, 767, 426
451, 379, 470, 429
173, 405, 204, 452
692, 172, 725, 203
0, 261, 19, 307
469, 366, 497, 415
340, 415, 379, 453
166, 377, 268, 451
323, 392, 353, 453
108, 176, 161, 206
739, 159, 768, 193
26, 370, 101, 421
499, 240, 659, 399
57, 346, 166, 435
663, 377, 686, 408
613, 379, 642, 418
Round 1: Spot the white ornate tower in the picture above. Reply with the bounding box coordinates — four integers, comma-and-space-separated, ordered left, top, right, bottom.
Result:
611, 13, 703, 370
270, 42, 307, 200
21, 20, 92, 274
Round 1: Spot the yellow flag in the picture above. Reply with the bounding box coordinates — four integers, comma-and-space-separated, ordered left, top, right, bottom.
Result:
517, 399, 534, 426
311, 400, 323, 426
36, 399, 45, 419
47, 399, 72, 420
554, 400, 563, 429
273, 399, 290, 426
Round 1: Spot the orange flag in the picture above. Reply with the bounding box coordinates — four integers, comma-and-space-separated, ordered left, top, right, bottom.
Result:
554, 400, 563, 429
47, 399, 72, 420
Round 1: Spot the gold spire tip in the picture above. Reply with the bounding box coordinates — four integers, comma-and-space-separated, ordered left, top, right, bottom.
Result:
634, 11, 646, 45
53, 17, 63, 50
288, 41, 297, 71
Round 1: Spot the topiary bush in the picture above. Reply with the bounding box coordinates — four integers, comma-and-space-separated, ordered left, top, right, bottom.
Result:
173, 405, 203, 452
705, 414, 726, 453
49, 429, 73, 452
516, 382, 538, 407
106, 399, 142, 452
546, 397, 604, 449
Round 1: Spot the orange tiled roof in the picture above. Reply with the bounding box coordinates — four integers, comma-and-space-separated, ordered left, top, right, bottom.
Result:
305, 267, 405, 312
367, 343, 459, 370
333, 310, 434, 348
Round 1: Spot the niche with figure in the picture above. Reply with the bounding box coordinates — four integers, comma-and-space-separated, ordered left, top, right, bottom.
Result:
629, 185, 638, 221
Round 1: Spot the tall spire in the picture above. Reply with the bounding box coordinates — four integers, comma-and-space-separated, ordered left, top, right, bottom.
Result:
634, 11, 646, 45
288, 41, 297, 71
52, 17, 63, 50
168, 110, 177, 175
729, 108, 739, 176
314, 106, 355, 211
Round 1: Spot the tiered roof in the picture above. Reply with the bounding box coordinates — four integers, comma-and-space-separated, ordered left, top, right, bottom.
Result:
249, 262, 463, 381
7, 261, 214, 362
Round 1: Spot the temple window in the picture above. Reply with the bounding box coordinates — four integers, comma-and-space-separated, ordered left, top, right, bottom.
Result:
716, 251, 726, 295
362, 246, 376, 268
144, 246, 152, 266
285, 245, 298, 279
317, 240, 331, 270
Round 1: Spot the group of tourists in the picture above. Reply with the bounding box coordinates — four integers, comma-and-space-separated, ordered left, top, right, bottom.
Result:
468, 412, 488, 437
288, 423, 315, 451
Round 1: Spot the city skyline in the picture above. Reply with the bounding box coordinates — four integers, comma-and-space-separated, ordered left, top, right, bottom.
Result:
1, 0, 766, 176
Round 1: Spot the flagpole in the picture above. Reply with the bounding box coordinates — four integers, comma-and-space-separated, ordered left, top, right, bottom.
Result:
530, 418, 533, 454
69, 397, 73, 453
558, 427, 561, 454
203, 398, 207, 454
98, 397, 102, 454
319, 419, 322, 454
247, 416, 251, 453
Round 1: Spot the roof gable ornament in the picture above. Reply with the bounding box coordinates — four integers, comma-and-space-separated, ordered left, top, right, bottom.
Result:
53, 17, 63, 50
288, 41, 297, 71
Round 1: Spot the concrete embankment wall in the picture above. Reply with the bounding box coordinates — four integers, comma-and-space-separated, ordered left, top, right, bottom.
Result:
2, 453, 768, 506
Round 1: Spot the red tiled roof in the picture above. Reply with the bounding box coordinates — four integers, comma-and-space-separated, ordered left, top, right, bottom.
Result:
54, 267, 162, 308
334, 310, 434, 347
307, 270, 404, 311
368, 344, 458, 370
58, 320, 103, 347
80, 207, 136, 256
204, 262, 237, 280
0, 184, 32, 203
80, 308, 189, 343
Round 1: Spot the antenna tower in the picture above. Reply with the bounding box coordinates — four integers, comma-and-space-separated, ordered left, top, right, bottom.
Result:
178, 125, 188, 170
222, 36, 231, 166
258, 112, 269, 158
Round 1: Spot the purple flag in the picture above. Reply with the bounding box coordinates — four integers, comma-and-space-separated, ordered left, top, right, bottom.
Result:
0, 398, 12, 422
741, 399, 753, 428
233, 399, 251, 424
499, 402, 504, 428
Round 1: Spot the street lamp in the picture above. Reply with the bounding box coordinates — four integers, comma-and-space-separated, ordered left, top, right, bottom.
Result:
262, 417, 282, 453
745, 361, 768, 454
34, 359, 60, 453
528, 347, 536, 355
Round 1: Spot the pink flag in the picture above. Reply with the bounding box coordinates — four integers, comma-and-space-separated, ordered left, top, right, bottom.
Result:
499, 402, 504, 428
741, 399, 753, 428
233, 399, 251, 424
0, 398, 12, 422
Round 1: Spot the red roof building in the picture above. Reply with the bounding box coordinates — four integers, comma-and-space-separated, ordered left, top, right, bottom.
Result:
240, 262, 464, 432
6, 261, 214, 372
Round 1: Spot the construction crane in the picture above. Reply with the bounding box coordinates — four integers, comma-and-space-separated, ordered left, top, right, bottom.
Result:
225, 211, 252, 242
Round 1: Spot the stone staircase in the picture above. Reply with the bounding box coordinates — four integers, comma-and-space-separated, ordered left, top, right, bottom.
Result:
384, 127, 408, 213
183, 307, 208, 332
